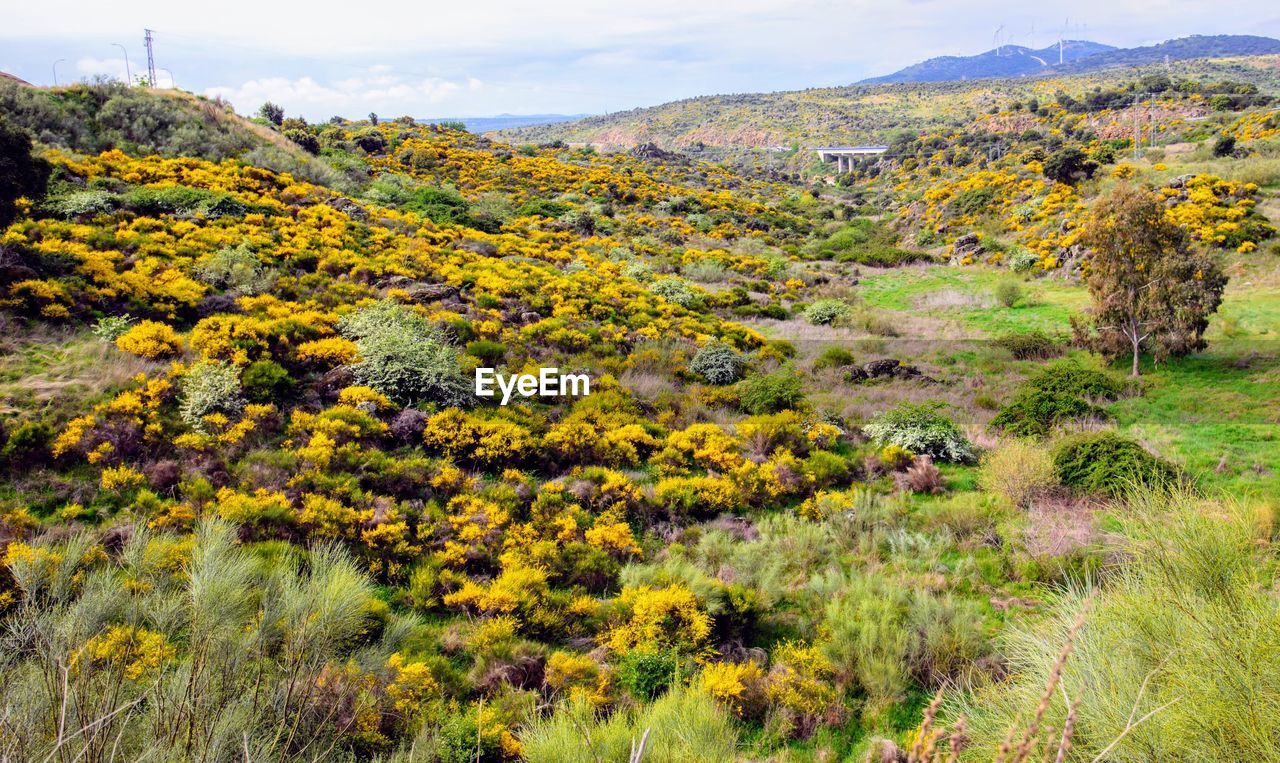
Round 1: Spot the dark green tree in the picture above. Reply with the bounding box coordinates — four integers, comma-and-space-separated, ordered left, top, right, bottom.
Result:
257, 101, 284, 126
0, 117, 51, 229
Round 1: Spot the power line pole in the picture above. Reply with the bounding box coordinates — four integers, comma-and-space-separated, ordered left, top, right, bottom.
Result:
144, 29, 157, 88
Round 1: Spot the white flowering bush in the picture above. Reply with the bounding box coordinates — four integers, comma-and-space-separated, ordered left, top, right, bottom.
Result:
339, 300, 470, 407
180, 360, 245, 430
863, 402, 975, 463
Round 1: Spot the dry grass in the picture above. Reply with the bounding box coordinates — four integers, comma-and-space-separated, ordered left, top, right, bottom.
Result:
0, 328, 156, 417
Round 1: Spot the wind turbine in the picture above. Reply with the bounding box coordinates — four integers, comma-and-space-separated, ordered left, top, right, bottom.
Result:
1059, 18, 1070, 65
995, 25, 1005, 57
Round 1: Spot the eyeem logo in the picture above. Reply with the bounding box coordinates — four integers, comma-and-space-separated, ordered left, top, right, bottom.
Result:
475, 367, 591, 405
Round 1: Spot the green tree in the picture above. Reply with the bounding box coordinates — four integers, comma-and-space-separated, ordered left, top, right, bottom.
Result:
0, 116, 51, 228
1042, 146, 1098, 186
257, 101, 284, 126
1074, 184, 1227, 376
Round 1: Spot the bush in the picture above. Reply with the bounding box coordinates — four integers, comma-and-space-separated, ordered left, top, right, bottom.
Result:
1052, 431, 1179, 497
812, 346, 855, 370
688, 340, 745, 385
464, 339, 506, 366
194, 242, 277, 295
338, 301, 470, 407
115, 320, 182, 359
804, 299, 853, 326
895, 456, 944, 494
1007, 247, 1039, 272
92, 314, 133, 342
738, 368, 805, 414
0, 115, 51, 228
863, 402, 974, 463
241, 359, 293, 402
650, 277, 698, 308
617, 649, 680, 700
179, 360, 245, 431
991, 359, 1122, 437
994, 329, 1061, 360
979, 439, 1057, 507
994, 281, 1023, 308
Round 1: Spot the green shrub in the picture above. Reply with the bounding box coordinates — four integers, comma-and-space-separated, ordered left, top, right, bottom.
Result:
1007, 247, 1039, 272
863, 402, 974, 463
688, 340, 746, 385
993, 329, 1061, 360
991, 359, 1122, 437
812, 346, 855, 370
1052, 431, 1179, 497
649, 277, 698, 308
465, 339, 506, 366
994, 281, 1023, 308
738, 368, 805, 414
617, 649, 680, 700
241, 359, 293, 403
804, 299, 853, 326
44, 189, 117, 218
338, 300, 470, 407
179, 361, 245, 431
194, 242, 277, 295
92, 314, 134, 342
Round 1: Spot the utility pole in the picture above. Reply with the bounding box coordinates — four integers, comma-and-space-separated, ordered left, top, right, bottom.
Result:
1133, 94, 1141, 160
144, 29, 157, 89
112, 43, 132, 84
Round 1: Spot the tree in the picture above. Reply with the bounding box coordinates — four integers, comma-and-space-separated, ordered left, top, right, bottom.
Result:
1212, 135, 1236, 158
257, 102, 284, 126
1074, 184, 1227, 376
0, 117, 51, 229
1043, 147, 1098, 186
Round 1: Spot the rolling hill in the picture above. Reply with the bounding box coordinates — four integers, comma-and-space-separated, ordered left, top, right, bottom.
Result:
497, 52, 1280, 150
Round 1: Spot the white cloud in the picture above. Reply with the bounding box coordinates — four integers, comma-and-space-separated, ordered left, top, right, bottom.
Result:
204, 70, 481, 118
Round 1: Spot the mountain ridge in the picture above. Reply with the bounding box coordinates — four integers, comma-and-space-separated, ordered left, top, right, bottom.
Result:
861, 34, 1280, 84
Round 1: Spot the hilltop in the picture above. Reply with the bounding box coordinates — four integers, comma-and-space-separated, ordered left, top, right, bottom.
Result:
498, 54, 1280, 150
860, 34, 1280, 84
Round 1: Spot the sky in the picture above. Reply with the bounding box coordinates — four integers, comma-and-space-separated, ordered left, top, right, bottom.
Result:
3, 0, 1279, 120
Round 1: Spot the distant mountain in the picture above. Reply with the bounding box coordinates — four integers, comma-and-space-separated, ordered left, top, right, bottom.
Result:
1054, 35, 1280, 74
420, 114, 589, 133
861, 34, 1280, 84
861, 41, 1114, 84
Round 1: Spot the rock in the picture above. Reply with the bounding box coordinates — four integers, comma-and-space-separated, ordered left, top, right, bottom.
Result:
629, 142, 690, 164
951, 232, 983, 260
403, 282, 459, 304
843, 366, 869, 383
324, 196, 368, 221
863, 358, 901, 377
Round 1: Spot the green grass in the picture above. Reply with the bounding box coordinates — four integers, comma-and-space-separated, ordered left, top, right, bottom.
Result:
1108, 345, 1280, 497
858, 266, 1088, 336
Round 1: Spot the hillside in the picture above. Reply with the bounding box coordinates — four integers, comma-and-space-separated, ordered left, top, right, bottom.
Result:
860, 34, 1280, 84
2, 74, 1280, 762
498, 55, 1280, 150
859, 40, 1114, 84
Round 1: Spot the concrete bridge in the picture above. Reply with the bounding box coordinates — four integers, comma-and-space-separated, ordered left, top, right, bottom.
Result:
814, 145, 888, 172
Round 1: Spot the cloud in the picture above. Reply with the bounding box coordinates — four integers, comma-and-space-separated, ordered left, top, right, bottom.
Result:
204, 70, 481, 118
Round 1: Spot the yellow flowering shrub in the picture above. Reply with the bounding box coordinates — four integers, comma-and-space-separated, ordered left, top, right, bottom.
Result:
115, 320, 183, 359
76, 625, 176, 680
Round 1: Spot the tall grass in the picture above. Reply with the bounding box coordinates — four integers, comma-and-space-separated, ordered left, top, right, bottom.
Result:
947, 487, 1280, 761
0, 521, 385, 762
520, 683, 738, 763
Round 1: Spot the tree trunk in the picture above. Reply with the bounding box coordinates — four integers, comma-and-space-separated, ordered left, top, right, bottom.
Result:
1131, 335, 1141, 376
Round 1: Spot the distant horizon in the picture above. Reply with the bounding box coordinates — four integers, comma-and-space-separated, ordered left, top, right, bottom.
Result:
4, 1, 1280, 120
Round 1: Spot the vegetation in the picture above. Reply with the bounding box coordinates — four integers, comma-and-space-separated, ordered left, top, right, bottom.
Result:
0, 57, 1278, 762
